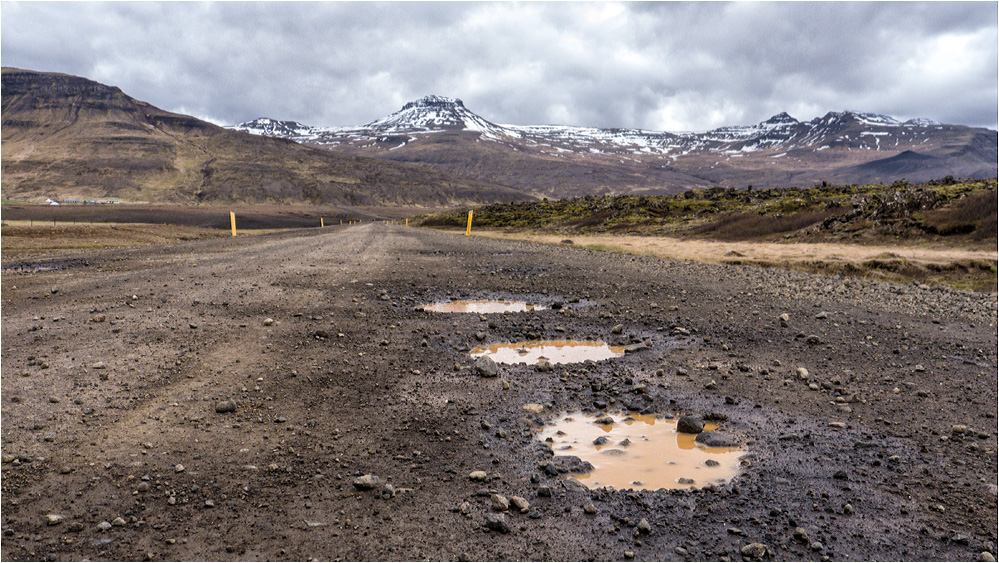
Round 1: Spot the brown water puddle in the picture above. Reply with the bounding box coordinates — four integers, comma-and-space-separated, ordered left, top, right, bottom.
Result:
470, 340, 625, 365
538, 412, 744, 490
419, 300, 546, 313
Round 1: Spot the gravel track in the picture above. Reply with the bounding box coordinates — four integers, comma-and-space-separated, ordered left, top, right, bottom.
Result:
2, 224, 996, 561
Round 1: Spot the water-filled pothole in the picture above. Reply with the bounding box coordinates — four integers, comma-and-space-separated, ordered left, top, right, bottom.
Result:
538, 412, 744, 490
419, 300, 547, 313
470, 340, 625, 365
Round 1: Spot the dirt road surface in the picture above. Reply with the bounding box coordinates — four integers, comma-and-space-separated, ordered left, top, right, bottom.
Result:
2, 224, 996, 561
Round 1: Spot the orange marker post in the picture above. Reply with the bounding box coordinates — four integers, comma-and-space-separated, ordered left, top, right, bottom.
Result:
230, 212, 236, 237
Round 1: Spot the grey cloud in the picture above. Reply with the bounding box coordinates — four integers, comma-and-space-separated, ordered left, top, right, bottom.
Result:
1, 2, 996, 131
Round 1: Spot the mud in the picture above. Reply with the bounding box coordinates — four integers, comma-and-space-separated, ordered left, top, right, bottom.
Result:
1, 223, 996, 561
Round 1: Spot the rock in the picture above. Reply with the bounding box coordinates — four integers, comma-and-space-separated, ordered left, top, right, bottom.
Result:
510, 496, 530, 513
624, 343, 648, 353
352, 474, 379, 490
112, 517, 126, 527
676, 416, 704, 434
637, 518, 651, 534
778, 313, 790, 327
705, 459, 720, 467
381, 483, 396, 499
469, 471, 488, 481
91, 314, 107, 323
611, 324, 624, 334
593, 436, 610, 446
806, 335, 822, 345
90, 361, 107, 370
980, 552, 996, 562
485, 513, 510, 534
624, 551, 635, 559
796, 367, 809, 379
521, 403, 543, 413
815, 311, 829, 319
263, 318, 275, 326
843, 503, 853, 515
174, 464, 185, 473
459, 501, 471, 515
97, 521, 112, 531
583, 503, 597, 514
475, 355, 499, 378
551, 456, 594, 474
490, 494, 509, 512
793, 527, 809, 544
45, 514, 65, 526
215, 400, 237, 414
952, 424, 968, 434
536, 359, 553, 372
695, 432, 740, 448
740, 543, 769, 560
67, 522, 85, 533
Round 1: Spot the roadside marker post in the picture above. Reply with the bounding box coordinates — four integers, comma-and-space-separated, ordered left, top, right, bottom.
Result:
230, 212, 236, 237
465, 210, 474, 236
321, 218, 324, 228
405, 218, 408, 227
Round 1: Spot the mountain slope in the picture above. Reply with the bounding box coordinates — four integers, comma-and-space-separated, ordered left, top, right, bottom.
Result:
233, 97, 998, 197
1, 69, 534, 205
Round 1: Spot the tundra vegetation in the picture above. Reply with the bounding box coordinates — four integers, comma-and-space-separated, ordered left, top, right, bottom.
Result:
417, 178, 998, 291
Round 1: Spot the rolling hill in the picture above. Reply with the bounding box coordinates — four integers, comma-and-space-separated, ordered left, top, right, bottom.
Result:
1, 69, 534, 206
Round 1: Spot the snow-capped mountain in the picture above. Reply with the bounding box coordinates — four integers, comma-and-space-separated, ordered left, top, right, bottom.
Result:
229, 97, 996, 197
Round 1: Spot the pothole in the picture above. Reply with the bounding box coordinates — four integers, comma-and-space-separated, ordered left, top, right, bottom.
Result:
418, 300, 547, 313
539, 412, 745, 490
470, 340, 625, 365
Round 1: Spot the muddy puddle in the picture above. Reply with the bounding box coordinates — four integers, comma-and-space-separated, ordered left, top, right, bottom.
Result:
539, 412, 744, 490
419, 300, 546, 313
470, 340, 625, 365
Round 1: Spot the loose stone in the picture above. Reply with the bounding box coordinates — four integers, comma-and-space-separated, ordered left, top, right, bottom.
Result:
741, 543, 769, 560
352, 474, 379, 490
469, 471, 488, 481
485, 513, 510, 534
475, 356, 499, 378
510, 496, 530, 513
215, 400, 237, 413
490, 494, 509, 512
676, 416, 704, 434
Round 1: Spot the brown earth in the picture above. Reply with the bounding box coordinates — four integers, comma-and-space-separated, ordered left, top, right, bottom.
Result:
2, 223, 996, 561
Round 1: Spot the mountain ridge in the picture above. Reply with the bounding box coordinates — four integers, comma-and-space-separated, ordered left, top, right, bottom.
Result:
231, 96, 997, 198
1, 69, 535, 205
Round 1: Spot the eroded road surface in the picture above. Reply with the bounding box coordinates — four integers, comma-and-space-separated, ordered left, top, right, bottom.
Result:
2, 224, 996, 561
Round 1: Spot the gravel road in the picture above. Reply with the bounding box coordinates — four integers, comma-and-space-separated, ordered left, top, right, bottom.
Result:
2, 223, 996, 561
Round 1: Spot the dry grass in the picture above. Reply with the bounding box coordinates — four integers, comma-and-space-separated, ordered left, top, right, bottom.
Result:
466, 230, 998, 293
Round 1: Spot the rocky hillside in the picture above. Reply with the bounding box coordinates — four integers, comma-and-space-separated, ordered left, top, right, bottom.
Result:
1, 69, 534, 205
234, 96, 999, 198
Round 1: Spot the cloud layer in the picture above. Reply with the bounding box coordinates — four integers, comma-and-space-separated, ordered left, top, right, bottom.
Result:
2, 2, 996, 131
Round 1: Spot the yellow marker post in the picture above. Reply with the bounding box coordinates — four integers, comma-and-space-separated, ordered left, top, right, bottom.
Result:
321, 218, 324, 228
230, 212, 236, 237
405, 218, 408, 227
465, 210, 474, 236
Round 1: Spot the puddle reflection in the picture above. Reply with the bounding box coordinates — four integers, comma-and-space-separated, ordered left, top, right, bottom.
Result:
538, 412, 744, 490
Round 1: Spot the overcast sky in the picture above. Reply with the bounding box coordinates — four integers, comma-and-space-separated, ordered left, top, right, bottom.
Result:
2, 2, 997, 131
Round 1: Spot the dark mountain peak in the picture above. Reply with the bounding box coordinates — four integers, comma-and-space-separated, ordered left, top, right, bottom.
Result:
764, 111, 798, 124
401, 95, 465, 111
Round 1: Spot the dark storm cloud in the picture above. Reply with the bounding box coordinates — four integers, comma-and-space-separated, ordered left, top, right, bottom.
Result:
2, 2, 996, 131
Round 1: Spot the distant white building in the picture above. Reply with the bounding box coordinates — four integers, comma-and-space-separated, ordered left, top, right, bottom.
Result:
45, 198, 60, 206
